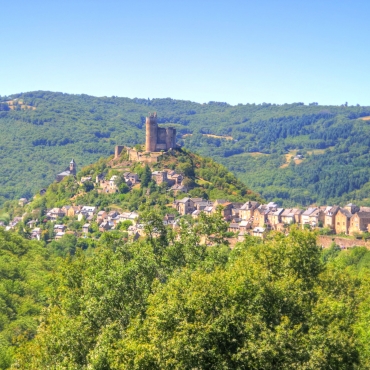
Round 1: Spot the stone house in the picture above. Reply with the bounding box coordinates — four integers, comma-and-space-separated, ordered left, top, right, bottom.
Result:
267, 208, 284, 227
166, 171, 183, 185
81, 206, 97, 217
77, 207, 96, 222
344, 203, 360, 214
175, 197, 195, 215
152, 171, 171, 185
123, 172, 139, 184
309, 208, 325, 227
54, 224, 66, 233
119, 212, 132, 222
239, 220, 252, 232
63, 206, 73, 217
97, 210, 108, 224
47, 208, 66, 221
252, 207, 267, 228
163, 214, 176, 226
280, 208, 302, 225
228, 223, 240, 233
203, 206, 213, 216
213, 199, 228, 210
170, 184, 188, 195
349, 212, 370, 235
82, 224, 90, 234
62, 205, 81, 218
99, 221, 113, 232
191, 198, 205, 204
218, 202, 234, 220
335, 208, 352, 234
324, 206, 339, 229
253, 227, 266, 238
108, 210, 119, 220
193, 200, 211, 211
108, 211, 120, 226
109, 176, 118, 189
239, 201, 260, 221
119, 212, 139, 224
301, 207, 317, 227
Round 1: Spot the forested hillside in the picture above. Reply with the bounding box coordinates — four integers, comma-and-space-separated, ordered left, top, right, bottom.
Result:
1, 91, 370, 206
7, 224, 370, 369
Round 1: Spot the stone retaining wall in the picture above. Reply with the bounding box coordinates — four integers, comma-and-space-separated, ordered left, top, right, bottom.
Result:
318, 235, 370, 249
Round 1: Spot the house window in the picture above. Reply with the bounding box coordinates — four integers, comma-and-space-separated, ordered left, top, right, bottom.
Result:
337, 222, 340, 225
343, 222, 345, 225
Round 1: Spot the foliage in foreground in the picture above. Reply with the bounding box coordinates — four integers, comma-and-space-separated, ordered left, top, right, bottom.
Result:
0, 229, 55, 369
9, 217, 370, 369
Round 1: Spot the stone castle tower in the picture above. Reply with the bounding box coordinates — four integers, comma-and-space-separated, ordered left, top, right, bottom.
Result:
145, 112, 176, 152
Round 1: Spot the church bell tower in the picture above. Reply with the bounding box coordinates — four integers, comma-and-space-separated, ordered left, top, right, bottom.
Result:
69, 159, 76, 175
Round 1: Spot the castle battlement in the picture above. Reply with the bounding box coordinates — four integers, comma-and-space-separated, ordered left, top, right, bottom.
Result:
114, 112, 176, 162
145, 112, 176, 152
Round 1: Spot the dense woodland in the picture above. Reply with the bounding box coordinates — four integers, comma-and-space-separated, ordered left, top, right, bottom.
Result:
2, 217, 370, 369
1, 91, 370, 207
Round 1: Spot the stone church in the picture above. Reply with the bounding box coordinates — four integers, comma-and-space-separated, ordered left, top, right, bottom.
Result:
56, 159, 77, 182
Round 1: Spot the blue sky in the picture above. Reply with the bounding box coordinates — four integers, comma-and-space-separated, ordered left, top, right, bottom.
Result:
1, 0, 369, 105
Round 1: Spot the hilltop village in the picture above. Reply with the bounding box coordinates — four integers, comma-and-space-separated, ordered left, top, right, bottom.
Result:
4, 112, 370, 246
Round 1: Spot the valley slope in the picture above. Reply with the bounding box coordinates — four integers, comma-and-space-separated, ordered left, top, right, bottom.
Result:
1, 91, 370, 206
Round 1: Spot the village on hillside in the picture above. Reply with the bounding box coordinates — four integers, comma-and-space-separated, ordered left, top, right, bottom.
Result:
4, 113, 370, 245
10, 189, 370, 244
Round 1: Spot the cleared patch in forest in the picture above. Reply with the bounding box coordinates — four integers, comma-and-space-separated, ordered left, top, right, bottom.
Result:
196, 177, 211, 185
232, 152, 270, 158
280, 150, 303, 168
182, 133, 234, 140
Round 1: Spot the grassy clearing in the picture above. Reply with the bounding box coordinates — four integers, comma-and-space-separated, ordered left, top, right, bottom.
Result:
196, 177, 211, 185
232, 152, 270, 158
307, 149, 325, 155
280, 150, 304, 168
182, 133, 234, 140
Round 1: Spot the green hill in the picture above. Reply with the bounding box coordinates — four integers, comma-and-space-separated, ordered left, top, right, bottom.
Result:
1, 147, 261, 220
1, 91, 370, 206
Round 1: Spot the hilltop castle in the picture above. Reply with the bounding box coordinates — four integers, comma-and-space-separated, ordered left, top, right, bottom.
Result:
145, 112, 176, 152
114, 113, 177, 163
